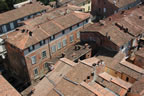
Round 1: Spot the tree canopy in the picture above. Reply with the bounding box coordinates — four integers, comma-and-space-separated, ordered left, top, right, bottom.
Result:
0, 0, 26, 13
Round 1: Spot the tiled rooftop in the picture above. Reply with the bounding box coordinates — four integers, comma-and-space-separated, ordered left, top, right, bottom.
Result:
99, 72, 132, 90
59, 0, 88, 6
47, 78, 95, 96
82, 5, 144, 47
96, 72, 132, 96
103, 52, 143, 80
4, 11, 90, 50
0, 2, 50, 25
23, 5, 84, 27
0, 75, 21, 96
108, 0, 137, 8
135, 48, 144, 58
130, 77, 144, 95
80, 57, 101, 67
32, 59, 75, 96
120, 58, 144, 74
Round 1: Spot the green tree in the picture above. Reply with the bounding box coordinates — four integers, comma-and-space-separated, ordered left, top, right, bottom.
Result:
0, 0, 26, 13
0, 0, 9, 13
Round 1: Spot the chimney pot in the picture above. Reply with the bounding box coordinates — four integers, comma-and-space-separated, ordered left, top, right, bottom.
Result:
29, 31, 33, 36
139, 16, 142, 19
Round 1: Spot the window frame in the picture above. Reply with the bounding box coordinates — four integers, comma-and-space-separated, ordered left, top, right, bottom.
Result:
42, 50, 47, 59
28, 45, 35, 52
57, 42, 62, 50
51, 45, 56, 53
77, 32, 80, 39
2, 25, 7, 33
63, 39, 67, 47
10, 22, 15, 30
34, 68, 39, 76
31, 56, 36, 64
70, 35, 74, 43
40, 40, 46, 46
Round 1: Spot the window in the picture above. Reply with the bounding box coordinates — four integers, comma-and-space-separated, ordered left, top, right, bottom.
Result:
10, 22, 15, 30
114, 10, 117, 14
34, 68, 38, 76
77, 23, 80, 27
86, 19, 89, 23
70, 35, 74, 43
88, 6, 90, 11
17, 20, 21, 24
57, 42, 61, 49
31, 56, 36, 64
62, 30, 65, 34
77, 32, 80, 39
83, 2, 85, 6
24, 17, 28, 20
104, 8, 106, 13
51, 45, 56, 53
2, 25, 7, 33
30, 15, 34, 18
37, 12, 41, 15
63, 39, 67, 47
42, 51, 47, 58
40, 40, 46, 46
70, 27, 72, 31
28, 45, 35, 52
50, 35, 55, 41
126, 77, 129, 82
44, 62, 49, 69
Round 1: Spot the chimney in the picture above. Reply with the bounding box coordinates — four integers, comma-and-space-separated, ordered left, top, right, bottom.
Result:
99, 20, 105, 26
139, 16, 142, 19
109, 18, 112, 21
124, 28, 128, 33
29, 31, 33, 36
21, 29, 25, 33
121, 11, 125, 14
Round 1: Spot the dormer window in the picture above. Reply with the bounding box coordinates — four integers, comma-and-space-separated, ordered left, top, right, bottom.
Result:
50, 35, 55, 41
28, 45, 35, 52
40, 40, 46, 46
86, 19, 89, 23
70, 26, 72, 31
62, 30, 65, 34
77, 23, 80, 27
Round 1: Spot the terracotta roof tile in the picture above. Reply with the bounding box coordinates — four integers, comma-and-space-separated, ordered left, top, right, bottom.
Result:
5, 11, 90, 49
80, 57, 101, 67
130, 77, 144, 95
0, 75, 21, 96
60, 58, 77, 67
120, 59, 144, 74
108, 0, 137, 8
98, 72, 132, 90
135, 48, 144, 58
96, 72, 132, 95
0, 2, 49, 25
32, 77, 54, 96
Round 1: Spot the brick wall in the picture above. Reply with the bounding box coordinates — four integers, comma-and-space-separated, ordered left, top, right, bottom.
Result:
91, 0, 118, 18
81, 32, 119, 51
5, 42, 30, 83
25, 43, 51, 82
